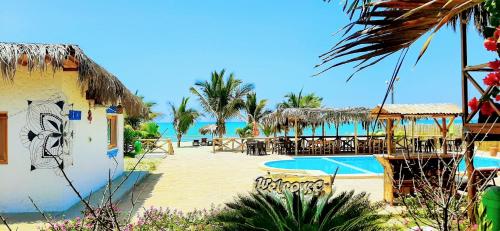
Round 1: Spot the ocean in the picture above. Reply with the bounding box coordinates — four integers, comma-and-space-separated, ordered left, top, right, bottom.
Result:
158, 119, 462, 141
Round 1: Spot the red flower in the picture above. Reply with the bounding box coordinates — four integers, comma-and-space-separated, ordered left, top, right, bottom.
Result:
484, 38, 497, 51
496, 95, 500, 102
483, 72, 500, 86
481, 102, 495, 116
488, 60, 500, 70
468, 97, 479, 111
495, 27, 500, 40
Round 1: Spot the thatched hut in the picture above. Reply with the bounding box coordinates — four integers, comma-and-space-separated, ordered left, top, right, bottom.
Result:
0, 43, 145, 213
370, 103, 461, 155
262, 107, 372, 155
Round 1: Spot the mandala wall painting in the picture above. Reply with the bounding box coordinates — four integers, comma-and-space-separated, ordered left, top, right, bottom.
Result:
20, 99, 74, 171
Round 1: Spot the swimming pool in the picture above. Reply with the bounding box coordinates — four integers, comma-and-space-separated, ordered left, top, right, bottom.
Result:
263, 156, 500, 176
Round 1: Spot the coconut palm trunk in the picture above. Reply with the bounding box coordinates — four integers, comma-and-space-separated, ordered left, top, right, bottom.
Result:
177, 134, 182, 148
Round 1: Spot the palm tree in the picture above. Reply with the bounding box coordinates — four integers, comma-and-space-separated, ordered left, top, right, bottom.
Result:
169, 97, 200, 147
125, 90, 163, 129
215, 190, 384, 231
317, 0, 493, 77
243, 92, 271, 124
279, 89, 323, 109
190, 69, 254, 138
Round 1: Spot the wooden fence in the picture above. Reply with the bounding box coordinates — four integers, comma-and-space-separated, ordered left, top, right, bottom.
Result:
212, 137, 272, 153
138, 138, 174, 155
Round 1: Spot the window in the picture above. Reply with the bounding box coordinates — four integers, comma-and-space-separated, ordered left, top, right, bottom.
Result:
0, 113, 7, 164
107, 115, 117, 149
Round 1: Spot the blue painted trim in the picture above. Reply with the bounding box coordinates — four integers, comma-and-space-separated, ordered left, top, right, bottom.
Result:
106, 106, 117, 114
107, 148, 119, 158
68, 110, 82, 120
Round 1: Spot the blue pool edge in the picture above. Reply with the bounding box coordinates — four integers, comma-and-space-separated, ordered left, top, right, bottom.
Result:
260, 155, 384, 179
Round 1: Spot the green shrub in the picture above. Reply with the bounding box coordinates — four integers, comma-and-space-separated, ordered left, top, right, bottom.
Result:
139, 122, 161, 139
124, 125, 140, 156
235, 124, 253, 138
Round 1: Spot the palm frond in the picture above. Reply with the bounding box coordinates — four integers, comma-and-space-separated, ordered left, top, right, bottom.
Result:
318, 0, 490, 77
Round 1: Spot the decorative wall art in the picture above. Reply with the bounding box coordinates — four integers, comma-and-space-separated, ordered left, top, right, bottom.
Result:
20, 98, 74, 171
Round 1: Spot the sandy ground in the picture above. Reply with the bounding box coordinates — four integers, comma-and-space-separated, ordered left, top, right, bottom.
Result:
118, 143, 384, 219
0, 143, 388, 230
2, 143, 498, 230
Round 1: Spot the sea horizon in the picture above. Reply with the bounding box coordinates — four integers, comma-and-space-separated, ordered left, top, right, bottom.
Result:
158, 118, 464, 141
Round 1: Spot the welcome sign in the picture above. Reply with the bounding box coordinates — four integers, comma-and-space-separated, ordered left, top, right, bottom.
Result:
255, 174, 333, 195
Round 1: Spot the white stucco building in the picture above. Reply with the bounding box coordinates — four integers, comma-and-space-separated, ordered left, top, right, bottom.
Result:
0, 43, 145, 213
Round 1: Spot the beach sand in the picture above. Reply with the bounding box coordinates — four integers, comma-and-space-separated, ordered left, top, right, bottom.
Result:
118, 142, 384, 219
9, 142, 472, 230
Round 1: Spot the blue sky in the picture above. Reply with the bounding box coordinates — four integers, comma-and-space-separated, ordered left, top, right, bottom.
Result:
0, 1, 495, 121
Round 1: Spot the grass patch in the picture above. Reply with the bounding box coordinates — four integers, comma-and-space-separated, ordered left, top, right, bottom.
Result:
124, 156, 162, 172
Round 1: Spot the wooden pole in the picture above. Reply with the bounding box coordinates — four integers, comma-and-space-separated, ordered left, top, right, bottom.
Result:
294, 118, 298, 156
411, 119, 415, 153
354, 120, 358, 154
442, 117, 448, 155
312, 125, 315, 155
212, 134, 215, 153
460, 13, 475, 223
321, 122, 325, 154
273, 126, 277, 154
387, 119, 394, 155
336, 122, 339, 153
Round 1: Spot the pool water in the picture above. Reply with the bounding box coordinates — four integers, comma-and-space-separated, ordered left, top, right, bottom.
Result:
264, 156, 500, 175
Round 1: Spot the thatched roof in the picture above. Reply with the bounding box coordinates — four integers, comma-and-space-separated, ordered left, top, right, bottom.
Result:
371, 103, 462, 119
199, 124, 217, 135
262, 107, 372, 127
0, 43, 146, 116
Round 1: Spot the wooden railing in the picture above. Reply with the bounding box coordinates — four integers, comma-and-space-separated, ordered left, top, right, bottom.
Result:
138, 138, 174, 155
212, 137, 273, 153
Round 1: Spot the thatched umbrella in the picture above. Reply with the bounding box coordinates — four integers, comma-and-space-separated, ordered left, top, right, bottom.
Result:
199, 124, 218, 152
199, 124, 217, 136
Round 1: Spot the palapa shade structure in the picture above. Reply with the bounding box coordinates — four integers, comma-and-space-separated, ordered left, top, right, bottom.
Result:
371, 103, 462, 119
199, 124, 218, 135
262, 107, 372, 155
199, 124, 218, 152
370, 103, 462, 155
0, 43, 146, 116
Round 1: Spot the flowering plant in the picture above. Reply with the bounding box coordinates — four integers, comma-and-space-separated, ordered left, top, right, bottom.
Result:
468, 24, 500, 117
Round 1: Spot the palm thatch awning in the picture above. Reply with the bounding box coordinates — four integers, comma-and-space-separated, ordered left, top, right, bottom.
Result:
0, 43, 146, 116
199, 124, 218, 135
371, 103, 462, 119
262, 107, 372, 127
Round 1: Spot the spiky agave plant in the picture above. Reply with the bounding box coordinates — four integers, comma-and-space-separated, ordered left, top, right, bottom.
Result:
215, 190, 383, 231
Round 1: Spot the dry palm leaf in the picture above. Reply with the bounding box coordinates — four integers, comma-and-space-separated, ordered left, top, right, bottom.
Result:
318, 0, 490, 78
